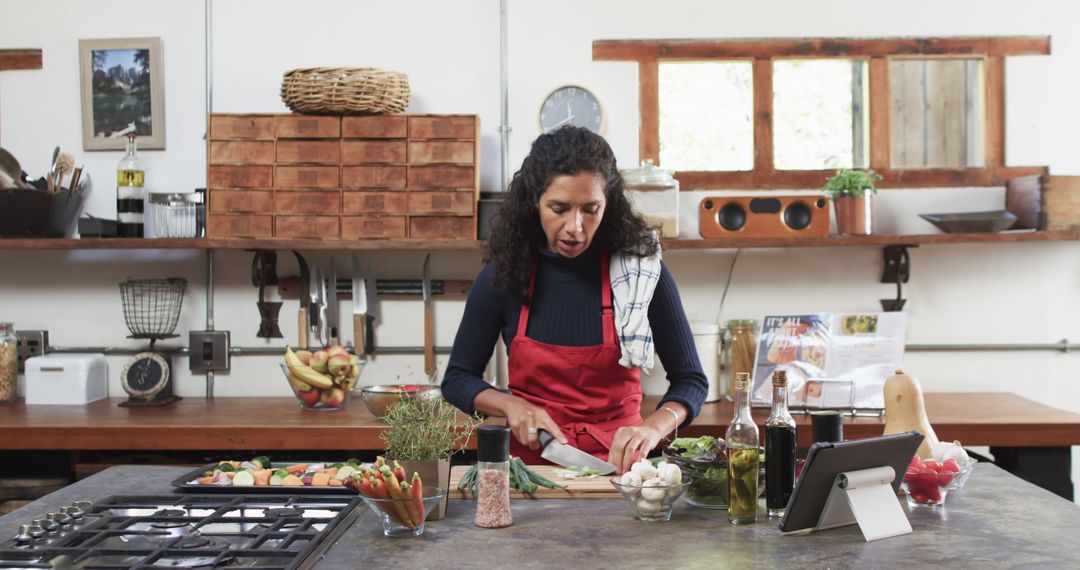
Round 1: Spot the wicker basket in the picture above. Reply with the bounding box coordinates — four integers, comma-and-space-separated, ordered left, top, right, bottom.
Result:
280, 67, 410, 115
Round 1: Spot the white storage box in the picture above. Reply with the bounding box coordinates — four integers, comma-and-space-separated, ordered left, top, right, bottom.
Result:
24, 353, 108, 405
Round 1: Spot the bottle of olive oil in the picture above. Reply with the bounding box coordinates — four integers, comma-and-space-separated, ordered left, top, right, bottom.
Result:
726, 372, 760, 524
116, 133, 145, 237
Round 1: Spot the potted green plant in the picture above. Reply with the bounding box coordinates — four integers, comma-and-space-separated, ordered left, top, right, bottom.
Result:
380, 395, 481, 520
823, 168, 882, 235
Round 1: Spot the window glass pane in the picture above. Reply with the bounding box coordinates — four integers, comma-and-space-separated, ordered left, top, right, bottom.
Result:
773, 59, 867, 170
659, 61, 753, 171
890, 59, 984, 168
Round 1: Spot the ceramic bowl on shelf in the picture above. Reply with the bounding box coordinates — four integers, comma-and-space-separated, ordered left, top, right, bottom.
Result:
918, 211, 1017, 234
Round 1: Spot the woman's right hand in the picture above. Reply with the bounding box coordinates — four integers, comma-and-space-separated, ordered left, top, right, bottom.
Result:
473, 390, 567, 450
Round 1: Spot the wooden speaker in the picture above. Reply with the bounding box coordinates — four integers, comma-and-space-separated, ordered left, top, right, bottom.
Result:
699, 195, 830, 238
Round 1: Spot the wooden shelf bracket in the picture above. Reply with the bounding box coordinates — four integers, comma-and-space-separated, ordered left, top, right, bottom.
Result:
880, 245, 915, 311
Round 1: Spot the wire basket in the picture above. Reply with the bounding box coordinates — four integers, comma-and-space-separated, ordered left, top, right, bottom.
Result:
119, 278, 187, 339
280, 67, 410, 115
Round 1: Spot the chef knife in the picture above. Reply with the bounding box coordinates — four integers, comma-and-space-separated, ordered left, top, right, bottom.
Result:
421, 254, 434, 379
351, 253, 373, 358
292, 251, 310, 350
327, 259, 339, 346
312, 264, 325, 347
365, 261, 377, 356
538, 429, 617, 475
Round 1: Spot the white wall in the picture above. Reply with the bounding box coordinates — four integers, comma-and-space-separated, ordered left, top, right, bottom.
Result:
2, 0, 1079, 488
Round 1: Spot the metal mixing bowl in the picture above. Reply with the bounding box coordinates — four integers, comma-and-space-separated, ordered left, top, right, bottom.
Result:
360, 384, 442, 418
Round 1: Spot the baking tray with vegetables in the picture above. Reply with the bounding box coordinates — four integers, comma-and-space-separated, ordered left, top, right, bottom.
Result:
171, 456, 371, 494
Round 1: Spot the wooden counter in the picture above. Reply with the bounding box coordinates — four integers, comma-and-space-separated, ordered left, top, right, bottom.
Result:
1, 392, 1077, 451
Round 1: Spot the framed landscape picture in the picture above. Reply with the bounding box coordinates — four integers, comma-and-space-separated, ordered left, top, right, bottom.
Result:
79, 37, 165, 151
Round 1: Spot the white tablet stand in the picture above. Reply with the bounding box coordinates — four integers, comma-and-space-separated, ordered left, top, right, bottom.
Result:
814, 466, 912, 542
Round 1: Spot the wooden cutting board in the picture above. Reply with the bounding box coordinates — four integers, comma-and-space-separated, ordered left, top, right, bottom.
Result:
449, 465, 620, 499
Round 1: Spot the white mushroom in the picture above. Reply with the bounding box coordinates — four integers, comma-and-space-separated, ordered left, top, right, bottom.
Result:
620, 471, 643, 497
640, 477, 667, 502
636, 496, 662, 515
631, 459, 658, 481
658, 462, 682, 485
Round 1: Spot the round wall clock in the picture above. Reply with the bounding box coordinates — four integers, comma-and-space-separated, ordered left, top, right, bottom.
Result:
538, 85, 603, 134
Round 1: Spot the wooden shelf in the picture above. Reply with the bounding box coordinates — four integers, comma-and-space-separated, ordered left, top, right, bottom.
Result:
0, 230, 1076, 251
0, 49, 42, 72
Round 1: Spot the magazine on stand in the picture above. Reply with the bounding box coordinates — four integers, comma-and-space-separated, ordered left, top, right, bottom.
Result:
750, 312, 906, 409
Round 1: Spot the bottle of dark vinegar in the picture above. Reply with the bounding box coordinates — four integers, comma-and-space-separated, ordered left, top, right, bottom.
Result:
765, 370, 796, 518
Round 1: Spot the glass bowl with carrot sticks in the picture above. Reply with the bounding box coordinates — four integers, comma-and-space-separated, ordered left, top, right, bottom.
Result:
344, 459, 446, 537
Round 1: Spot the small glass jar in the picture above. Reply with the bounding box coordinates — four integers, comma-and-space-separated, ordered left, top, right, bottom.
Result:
0, 323, 18, 403
474, 425, 512, 528
621, 159, 680, 238
724, 319, 759, 401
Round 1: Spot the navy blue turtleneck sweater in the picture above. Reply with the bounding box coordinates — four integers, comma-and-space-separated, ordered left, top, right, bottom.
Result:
441, 244, 708, 426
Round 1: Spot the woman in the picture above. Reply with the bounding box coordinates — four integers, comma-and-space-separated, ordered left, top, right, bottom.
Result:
442, 126, 707, 474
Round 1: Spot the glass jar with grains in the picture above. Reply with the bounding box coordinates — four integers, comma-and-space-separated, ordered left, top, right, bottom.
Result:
0, 323, 18, 403
724, 319, 758, 401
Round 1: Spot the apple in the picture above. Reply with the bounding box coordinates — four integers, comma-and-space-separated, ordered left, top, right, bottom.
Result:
295, 350, 312, 365
309, 350, 331, 373
327, 345, 349, 359
327, 354, 351, 379
321, 387, 346, 407
299, 388, 322, 407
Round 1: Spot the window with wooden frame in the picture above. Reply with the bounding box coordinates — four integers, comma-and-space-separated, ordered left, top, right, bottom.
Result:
593, 37, 1049, 189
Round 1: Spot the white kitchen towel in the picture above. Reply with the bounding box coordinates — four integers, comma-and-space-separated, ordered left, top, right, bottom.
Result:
610, 242, 662, 374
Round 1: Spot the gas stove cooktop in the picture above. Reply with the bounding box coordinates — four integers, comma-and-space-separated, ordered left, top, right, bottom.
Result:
0, 494, 363, 569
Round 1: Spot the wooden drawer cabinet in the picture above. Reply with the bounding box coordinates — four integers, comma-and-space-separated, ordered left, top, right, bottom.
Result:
341, 216, 407, 239
343, 192, 408, 215
207, 214, 273, 238
209, 115, 274, 140
275, 166, 339, 189
275, 215, 340, 239
342, 141, 407, 164
408, 116, 477, 139
208, 113, 479, 240
409, 141, 474, 165
342, 166, 407, 190
275, 115, 340, 139
207, 166, 272, 189
210, 190, 274, 214
408, 191, 474, 215
342, 116, 408, 139
209, 141, 275, 165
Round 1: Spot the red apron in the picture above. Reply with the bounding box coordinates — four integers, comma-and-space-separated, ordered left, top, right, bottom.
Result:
507, 250, 643, 463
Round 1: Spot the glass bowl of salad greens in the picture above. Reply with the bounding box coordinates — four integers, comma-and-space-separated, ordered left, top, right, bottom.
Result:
662, 436, 729, 509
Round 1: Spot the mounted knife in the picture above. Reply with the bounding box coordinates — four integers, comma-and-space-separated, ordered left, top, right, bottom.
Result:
366, 261, 378, 355
327, 259, 339, 346
538, 429, 617, 475
312, 264, 326, 347
422, 253, 435, 379
351, 254, 374, 358
292, 251, 310, 350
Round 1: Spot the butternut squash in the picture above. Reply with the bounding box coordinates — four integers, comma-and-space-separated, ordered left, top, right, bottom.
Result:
882, 369, 939, 458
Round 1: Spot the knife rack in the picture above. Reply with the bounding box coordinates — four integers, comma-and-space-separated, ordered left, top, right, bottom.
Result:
276, 276, 472, 300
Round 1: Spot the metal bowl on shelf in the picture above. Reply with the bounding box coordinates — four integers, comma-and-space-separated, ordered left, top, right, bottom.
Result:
918, 211, 1018, 234
360, 384, 442, 418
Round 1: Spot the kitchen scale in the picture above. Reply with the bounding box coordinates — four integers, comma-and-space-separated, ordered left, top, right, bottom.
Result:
117, 277, 186, 407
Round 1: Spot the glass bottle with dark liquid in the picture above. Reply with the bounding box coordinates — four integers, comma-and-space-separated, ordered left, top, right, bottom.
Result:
765, 370, 797, 518
726, 372, 759, 524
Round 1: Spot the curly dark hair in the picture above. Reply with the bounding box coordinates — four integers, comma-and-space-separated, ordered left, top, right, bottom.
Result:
485, 126, 659, 300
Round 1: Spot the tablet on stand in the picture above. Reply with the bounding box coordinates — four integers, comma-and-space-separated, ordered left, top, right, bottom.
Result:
778, 431, 923, 542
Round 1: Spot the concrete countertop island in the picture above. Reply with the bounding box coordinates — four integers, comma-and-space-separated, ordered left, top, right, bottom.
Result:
0, 464, 1077, 568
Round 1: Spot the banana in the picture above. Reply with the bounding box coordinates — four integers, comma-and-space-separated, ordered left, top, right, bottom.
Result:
292, 364, 335, 389
287, 373, 313, 393
285, 345, 334, 389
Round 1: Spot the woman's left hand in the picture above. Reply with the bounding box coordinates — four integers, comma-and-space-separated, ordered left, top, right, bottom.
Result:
607, 424, 665, 475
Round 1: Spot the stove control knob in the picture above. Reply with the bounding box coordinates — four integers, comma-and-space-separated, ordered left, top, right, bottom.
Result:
13, 524, 34, 546
61, 506, 85, 520
73, 500, 94, 512
26, 525, 45, 539
34, 518, 59, 533
48, 512, 72, 526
